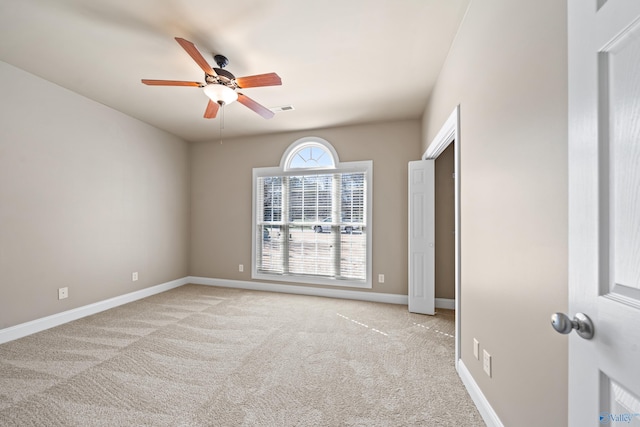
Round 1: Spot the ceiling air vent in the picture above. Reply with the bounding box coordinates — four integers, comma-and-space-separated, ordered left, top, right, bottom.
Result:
270, 105, 295, 113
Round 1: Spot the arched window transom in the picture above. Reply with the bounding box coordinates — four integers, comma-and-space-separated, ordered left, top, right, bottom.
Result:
281, 137, 339, 171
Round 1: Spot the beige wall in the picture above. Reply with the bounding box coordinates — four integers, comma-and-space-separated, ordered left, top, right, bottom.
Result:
435, 143, 455, 300
190, 120, 422, 295
422, 1, 568, 426
0, 61, 190, 329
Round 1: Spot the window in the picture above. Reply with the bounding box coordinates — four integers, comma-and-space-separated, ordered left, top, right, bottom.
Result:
252, 137, 372, 288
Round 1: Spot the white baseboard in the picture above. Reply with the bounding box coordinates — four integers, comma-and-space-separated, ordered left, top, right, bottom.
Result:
435, 298, 455, 310
1, 276, 446, 345
187, 276, 409, 305
458, 359, 504, 427
0, 277, 189, 345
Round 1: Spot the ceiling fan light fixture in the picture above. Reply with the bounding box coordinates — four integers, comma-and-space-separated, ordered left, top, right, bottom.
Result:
203, 84, 238, 105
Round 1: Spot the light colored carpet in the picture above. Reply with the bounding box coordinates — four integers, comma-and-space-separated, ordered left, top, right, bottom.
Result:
0, 285, 484, 426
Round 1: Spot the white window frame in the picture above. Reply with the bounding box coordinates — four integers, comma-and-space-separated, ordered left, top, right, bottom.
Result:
252, 137, 372, 288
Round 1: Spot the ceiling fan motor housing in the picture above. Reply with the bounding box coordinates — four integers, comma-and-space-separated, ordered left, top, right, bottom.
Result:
205, 67, 237, 88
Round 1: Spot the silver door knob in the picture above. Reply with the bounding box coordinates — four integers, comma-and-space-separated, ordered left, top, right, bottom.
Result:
550, 312, 594, 340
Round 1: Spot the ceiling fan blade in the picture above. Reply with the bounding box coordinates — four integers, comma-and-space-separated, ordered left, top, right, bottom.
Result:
237, 93, 275, 119
236, 73, 282, 88
141, 79, 203, 87
204, 100, 220, 119
174, 37, 216, 76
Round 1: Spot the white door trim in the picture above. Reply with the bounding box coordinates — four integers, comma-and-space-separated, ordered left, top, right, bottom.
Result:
423, 105, 461, 368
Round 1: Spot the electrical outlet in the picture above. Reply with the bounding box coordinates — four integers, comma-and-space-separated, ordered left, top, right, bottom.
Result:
473, 338, 479, 360
483, 349, 492, 377
378, 274, 385, 283
58, 287, 68, 300
132, 272, 138, 282
239, 264, 244, 272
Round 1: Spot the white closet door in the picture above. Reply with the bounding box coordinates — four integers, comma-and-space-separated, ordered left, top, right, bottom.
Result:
408, 160, 435, 315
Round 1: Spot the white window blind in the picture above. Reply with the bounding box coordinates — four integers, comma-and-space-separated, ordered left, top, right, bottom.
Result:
256, 171, 367, 282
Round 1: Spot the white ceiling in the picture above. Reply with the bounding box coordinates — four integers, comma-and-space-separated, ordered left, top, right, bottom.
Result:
0, 0, 470, 142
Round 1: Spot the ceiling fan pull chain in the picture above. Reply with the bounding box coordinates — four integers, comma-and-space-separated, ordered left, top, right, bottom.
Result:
219, 104, 224, 145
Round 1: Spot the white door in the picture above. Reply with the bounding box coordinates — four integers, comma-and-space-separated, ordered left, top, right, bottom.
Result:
408, 160, 435, 315
568, 0, 640, 425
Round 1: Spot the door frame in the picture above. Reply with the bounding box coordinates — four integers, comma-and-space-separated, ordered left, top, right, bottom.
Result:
423, 105, 461, 367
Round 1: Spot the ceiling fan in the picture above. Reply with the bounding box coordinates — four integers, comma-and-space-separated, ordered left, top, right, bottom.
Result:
142, 37, 282, 119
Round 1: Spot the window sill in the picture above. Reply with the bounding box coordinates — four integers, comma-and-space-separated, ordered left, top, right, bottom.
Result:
252, 271, 372, 289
